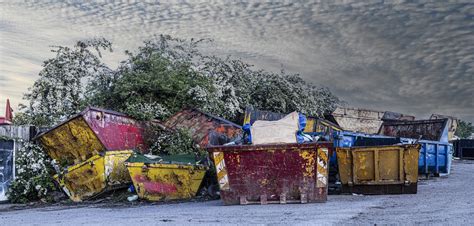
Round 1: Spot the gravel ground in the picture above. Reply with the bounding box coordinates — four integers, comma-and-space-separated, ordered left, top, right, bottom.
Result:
0, 160, 472, 225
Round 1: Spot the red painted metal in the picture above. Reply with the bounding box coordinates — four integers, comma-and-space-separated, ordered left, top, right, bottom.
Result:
133, 175, 178, 194
164, 109, 242, 147
207, 142, 332, 205
82, 107, 147, 151
37, 107, 148, 152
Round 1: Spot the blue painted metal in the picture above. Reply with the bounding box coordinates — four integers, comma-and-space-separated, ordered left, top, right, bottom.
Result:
331, 131, 452, 176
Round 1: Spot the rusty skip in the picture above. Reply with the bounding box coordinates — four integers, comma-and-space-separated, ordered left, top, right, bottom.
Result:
336, 144, 420, 195
36, 107, 148, 166
379, 119, 449, 142
164, 109, 242, 147
207, 142, 332, 205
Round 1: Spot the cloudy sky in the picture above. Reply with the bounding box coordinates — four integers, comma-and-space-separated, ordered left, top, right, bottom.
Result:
0, 1, 473, 121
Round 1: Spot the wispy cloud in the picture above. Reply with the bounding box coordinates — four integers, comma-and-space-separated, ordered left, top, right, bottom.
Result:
0, 1, 472, 121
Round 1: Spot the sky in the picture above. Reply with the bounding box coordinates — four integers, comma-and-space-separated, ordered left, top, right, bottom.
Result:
0, 1, 473, 122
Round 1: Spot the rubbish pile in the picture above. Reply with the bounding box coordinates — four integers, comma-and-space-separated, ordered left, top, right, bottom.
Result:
34, 107, 240, 202
8, 105, 459, 206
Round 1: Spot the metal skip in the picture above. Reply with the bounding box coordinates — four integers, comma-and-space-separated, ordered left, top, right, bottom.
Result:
336, 144, 420, 195
207, 142, 331, 205
126, 153, 207, 201
54, 150, 134, 202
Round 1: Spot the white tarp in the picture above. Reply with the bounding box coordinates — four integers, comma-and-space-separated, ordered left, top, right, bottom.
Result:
250, 111, 299, 145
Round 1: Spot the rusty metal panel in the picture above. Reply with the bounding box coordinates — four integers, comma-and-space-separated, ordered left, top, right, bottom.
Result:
82, 107, 147, 151
336, 144, 420, 194
379, 119, 449, 142
207, 142, 331, 205
39, 117, 105, 166
55, 155, 106, 202
37, 107, 147, 166
164, 109, 242, 147
55, 150, 133, 202
430, 114, 458, 141
126, 161, 207, 201
104, 150, 134, 186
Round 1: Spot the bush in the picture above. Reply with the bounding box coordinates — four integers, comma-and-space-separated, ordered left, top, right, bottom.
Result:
143, 124, 202, 156
7, 141, 57, 203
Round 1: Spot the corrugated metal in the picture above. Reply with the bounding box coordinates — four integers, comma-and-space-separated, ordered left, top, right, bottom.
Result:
336, 144, 420, 194
378, 119, 449, 142
164, 109, 242, 147
331, 107, 414, 134
207, 142, 331, 205
0, 125, 37, 141
37, 107, 147, 166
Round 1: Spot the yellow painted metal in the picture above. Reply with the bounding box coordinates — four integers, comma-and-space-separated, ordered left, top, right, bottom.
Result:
127, 162, 207, 201
336, 144, 420, 186
54, 155, 106, 202
104, 150, 134, 186
304, 118, 316, 133
304, 118, 341, 133
55, 150, 133, 202
39, 117, 105, 166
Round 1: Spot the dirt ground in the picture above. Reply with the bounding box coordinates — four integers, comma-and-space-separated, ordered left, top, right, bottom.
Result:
0, 159, 473, 225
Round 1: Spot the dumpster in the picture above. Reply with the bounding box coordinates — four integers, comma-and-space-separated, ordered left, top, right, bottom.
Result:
55, 150, 133, 202
329, 107, 414, 134
453, 139, 474, 159
430, 114, 458, 141
207, 142, 331, 205
126, 153, 207, 201
336, 144, 420, 194
332, 131, 452, 176
37, 107, 147, 166
379, 119, 449, 142
163, 108, 242, 148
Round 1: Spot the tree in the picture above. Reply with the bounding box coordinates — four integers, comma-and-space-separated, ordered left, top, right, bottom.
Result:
22, 34, 340, 125
456, 120, 474, 139
89, 35, 340, 122
18, 38, 112, 126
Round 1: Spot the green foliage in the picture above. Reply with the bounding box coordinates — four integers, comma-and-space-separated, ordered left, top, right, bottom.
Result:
88, 35, 340, 122
143, 124, 201, 156
91, 53, 214, 121
455, 120, 474, 139
18, 38, 112, 126
7, 141, 57, 203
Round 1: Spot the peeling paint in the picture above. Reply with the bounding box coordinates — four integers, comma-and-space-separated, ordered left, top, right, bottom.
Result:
126, 162, 207, 201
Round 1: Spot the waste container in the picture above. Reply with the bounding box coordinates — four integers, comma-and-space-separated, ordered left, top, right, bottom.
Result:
336, 144, 420, 194
453, 139, 474, 160
333, 131, 452, 177
55, 150, 133, 202
207, 142, 332, 205
126, 153, 207, 201
37, 107, 147, 166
